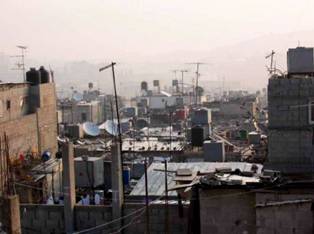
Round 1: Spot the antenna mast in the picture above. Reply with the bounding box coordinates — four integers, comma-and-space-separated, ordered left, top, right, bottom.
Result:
265, 50, 275, 75
11, 45, 27, 82
187, 62, 207, 106
180, 70, 188, 95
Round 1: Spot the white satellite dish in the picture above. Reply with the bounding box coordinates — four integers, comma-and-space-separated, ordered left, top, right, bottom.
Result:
82, 122, 100, 136
73, 92, 83, 101
100, 120, 119, 136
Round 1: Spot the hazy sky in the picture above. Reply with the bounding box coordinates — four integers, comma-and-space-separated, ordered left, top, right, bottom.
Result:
1, 0, 314, 62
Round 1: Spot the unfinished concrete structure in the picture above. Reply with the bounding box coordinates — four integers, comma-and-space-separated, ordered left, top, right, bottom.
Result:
267, 47, 314, 175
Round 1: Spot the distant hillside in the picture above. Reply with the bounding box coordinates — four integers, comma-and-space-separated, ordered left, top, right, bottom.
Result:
2, 30, 314, 97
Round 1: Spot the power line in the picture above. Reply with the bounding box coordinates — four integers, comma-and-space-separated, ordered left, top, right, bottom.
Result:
108, 209, 146, 234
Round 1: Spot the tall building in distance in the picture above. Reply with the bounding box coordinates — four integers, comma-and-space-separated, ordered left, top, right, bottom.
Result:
267, 47, 314, 175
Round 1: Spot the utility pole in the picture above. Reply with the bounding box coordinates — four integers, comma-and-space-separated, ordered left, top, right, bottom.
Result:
164, 159, 169, 234
144, 156, 150, 234
99, 62, 122, 147
180, 70, 188, 95
11, 45, 27, 82
99, 63, 125, 225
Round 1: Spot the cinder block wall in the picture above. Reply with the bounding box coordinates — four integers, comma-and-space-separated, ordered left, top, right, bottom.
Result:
256, 191, 314, 234
19, 203, 189, 234
256, 201, 313, 234
267, 77, 314, 174
199, 189, 256, 234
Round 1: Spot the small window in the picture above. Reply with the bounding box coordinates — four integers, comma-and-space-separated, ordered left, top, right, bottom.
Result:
81, 113, 87, 122
6, 100, 11, 110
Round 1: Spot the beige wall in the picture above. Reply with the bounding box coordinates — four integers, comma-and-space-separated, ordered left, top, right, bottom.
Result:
0, 83, 57, 159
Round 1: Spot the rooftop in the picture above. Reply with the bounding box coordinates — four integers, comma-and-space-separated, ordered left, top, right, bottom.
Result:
130, 162, 263, 196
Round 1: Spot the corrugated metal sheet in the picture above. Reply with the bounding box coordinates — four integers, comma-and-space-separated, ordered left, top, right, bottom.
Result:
130, 162, 263, 196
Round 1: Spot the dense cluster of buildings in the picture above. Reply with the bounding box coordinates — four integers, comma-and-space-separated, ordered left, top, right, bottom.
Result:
1, 47, 314, 234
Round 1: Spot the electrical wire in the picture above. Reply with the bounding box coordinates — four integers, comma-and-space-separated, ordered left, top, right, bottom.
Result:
72, 194, 166, 234
108, 209, 146, 234
72, 206, 146, 234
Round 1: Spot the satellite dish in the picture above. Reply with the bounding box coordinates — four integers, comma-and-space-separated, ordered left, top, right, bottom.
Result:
73, 92, 83, 101
82, 122, 100, 136
100, 120, 119, 136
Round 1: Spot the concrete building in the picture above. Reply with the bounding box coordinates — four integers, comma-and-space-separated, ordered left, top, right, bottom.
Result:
267, 47, 314, 175
73, 101, 103, 124
197, 180, 314, 234
0, 82, 58, 158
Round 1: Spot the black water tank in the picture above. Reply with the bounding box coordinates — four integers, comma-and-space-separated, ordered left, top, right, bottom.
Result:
136, 119, 148, 129
39, 66, 50, 83
191, 126, 204, 147
141, 81, 148, 91
26, 68, 41, 85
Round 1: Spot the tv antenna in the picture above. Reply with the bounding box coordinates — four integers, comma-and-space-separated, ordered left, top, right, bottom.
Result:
171, 69, 179, 79
11, 45, 27, 82
265, 50, 275, 75
179, 70, 188, 95
186, 62, 207, 106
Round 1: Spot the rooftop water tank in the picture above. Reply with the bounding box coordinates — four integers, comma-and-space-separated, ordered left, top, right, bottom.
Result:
141, 81, 148, 91
191, 126, 204, 147
39, 66, 50, 83
26, 68, 41, 85
123, 166, 131, 187
203, 140, 225, 162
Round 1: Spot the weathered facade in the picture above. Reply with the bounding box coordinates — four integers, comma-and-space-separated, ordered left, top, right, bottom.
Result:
0, 82, 58, 159
17, 203, 189, 234
267, 76, 314, 174
198, 185, 314, 234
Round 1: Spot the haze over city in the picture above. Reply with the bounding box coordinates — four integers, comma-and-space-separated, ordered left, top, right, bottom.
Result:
3, 1, 314, 234
2, 0, 314, 96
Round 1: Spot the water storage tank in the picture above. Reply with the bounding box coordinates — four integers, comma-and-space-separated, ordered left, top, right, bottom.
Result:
39, 66, 50, 83
141, 81, 148, 91
26, 68, 41, 85
248, 131, 261, 145
123, 166, 131, 187
153, 80, 159, 87
191, 126, 204, 147
74, 157, 104, 188
239, 130, 248, 140
203, 140, 225, 162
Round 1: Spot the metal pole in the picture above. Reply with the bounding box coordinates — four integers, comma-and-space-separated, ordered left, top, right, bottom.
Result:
181, 71, 184, 95
21, 48, 25, 82
195, 63, 200, 106
111, 63, 122, 148
144, 156, 150, 234
164, 159, 169, 234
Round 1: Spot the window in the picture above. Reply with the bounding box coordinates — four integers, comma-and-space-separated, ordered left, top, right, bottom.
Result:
81, 113, 87, 122
6, 100, 11, 110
